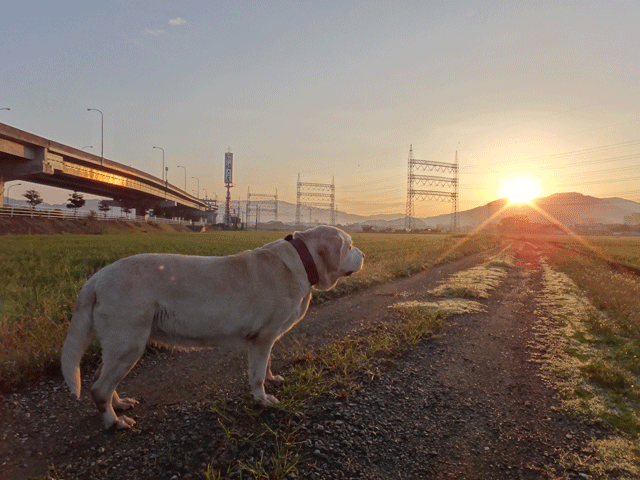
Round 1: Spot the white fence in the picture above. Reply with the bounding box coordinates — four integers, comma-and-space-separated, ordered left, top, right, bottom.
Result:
0, 204, 203, 226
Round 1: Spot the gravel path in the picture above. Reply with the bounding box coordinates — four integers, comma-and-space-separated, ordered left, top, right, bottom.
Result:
1, 241, 607, 479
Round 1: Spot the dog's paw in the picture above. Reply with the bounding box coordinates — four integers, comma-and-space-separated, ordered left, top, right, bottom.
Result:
262, 394, 280, 406
265, 374, 285, 386
113, 397, 139, 411
106, 415, 136, 431
114, 415, 136, 430
254, 393, 280, 407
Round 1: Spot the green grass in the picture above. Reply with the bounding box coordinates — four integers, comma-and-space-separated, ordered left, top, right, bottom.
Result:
0, 230, 498, 389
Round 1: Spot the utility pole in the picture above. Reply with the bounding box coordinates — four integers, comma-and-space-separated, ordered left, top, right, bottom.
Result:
224, 149, 233, 227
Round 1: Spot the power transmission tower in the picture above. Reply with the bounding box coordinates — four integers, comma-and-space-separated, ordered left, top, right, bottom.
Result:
405, 145, 459, 231
246, 188, 278, 227
295, 175, 335, 228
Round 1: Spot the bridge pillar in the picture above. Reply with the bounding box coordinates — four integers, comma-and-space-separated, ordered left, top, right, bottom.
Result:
0, 177, 4, 207
135, 206, 149, 218
202, 210, 217, 224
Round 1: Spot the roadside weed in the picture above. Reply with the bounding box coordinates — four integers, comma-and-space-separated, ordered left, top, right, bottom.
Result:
535, 260, 640, 478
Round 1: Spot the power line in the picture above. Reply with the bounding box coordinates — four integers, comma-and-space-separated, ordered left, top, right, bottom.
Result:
463, 139, 640, 173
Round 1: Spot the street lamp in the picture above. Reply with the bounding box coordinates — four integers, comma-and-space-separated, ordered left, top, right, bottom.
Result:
81, 145, 93, 151
0, 108, 10, 111
153, 146, 165, 182
191, 176, 200, 199
87, 108, 103, 165
6, 183, 21, 205
177, 165, 187, 191
153, 146, 167, 199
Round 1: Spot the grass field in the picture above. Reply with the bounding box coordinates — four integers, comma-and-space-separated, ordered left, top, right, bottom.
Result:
537, 238, 640, 478
2, 230, 640, 477
0, 230, 498, 389
545, 234, 640, 268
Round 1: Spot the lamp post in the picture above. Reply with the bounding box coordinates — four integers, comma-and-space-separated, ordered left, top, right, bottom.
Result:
177, 165, 187, 191
153, 146, 165, 182
87, 108, 103, 165
152, 146, 169, 200
6, 183, 21, 205
192, 176, 200, 199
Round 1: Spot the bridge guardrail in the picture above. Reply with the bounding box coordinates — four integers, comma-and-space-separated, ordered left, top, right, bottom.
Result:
0, 205, 203, 226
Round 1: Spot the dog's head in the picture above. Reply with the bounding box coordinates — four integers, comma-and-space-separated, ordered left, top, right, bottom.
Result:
292, 225, 364, 291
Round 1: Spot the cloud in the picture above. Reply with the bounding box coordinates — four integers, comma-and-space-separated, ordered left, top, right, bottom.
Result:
141, 17, 186, 38
143, 27, 165, 37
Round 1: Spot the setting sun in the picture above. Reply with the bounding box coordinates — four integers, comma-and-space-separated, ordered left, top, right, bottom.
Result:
499, 176, 541, 204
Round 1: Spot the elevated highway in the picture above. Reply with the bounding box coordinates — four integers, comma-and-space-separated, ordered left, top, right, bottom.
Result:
0, 123, 215, 219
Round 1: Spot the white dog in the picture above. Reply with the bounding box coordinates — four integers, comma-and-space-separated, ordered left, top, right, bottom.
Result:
61, 225, 364, 430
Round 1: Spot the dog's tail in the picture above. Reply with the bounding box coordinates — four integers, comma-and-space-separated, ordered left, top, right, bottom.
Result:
61, 276, 97, 398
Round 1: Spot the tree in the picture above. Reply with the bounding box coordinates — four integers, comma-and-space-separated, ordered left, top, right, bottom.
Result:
98, 200, 111, 217
117, 198, 136, 218
66, 191, 86, 216
23, 189, 43, 209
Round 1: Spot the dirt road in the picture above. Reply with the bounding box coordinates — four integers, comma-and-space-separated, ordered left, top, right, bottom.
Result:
1, 240, 605, 479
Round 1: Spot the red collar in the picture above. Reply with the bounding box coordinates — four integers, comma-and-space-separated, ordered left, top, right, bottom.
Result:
285, 234, 319, 286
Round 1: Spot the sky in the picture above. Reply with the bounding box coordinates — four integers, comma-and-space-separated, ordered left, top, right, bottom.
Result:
2, 0, 640, 219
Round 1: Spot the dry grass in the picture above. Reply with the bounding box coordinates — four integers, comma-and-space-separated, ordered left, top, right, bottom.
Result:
313, 232, 499, 301
533, 256, 640, 479
392, 299, 487, 316
389, 249, 513, 324
548, 235, 640, 268
427, 248, 513, 300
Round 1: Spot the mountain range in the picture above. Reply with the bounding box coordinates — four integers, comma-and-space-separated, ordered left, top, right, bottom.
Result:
6, 192, 640, 230
417, 192, 640, 230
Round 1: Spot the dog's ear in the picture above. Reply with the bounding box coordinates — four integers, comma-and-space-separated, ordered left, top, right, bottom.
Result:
317, 237, 342, 273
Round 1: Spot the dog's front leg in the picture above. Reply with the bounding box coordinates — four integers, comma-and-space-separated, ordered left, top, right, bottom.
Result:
247, 336, 280, 406
265, 356, 284, 386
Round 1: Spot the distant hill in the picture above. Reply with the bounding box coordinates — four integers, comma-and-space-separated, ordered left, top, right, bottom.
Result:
6, 192, 640, 230
423, 193, 640, 229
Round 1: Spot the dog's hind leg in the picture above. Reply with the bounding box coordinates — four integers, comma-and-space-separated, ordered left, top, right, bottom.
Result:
93, 362, 137, 410
248, 335, 280, 406
90, 339, 146, 430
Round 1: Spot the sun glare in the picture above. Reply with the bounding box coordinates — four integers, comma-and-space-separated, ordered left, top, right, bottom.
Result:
499, 176, 541, 204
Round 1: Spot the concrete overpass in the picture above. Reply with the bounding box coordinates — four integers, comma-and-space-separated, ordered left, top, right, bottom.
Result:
0, 123, 216, 221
